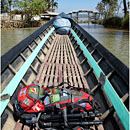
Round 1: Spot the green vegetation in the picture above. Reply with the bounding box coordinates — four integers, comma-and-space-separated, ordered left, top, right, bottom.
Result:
96, 0, 129, 29
75, 20, 103, 25
103, 17, 122, 28
74, 18, 89, 23
96, 0, 128, 18
14, 0, 47, 22
1, 0, 10, 13
91, 20, 103, 25
1, 0, 58, 24
96, 0, 118, 19
103, 14, 129, 29
122, 14, 129, 29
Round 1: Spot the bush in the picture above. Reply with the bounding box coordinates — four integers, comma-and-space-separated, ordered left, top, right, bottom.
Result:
103, 17, 122, 28
24, 20, 41, 27
122, 14, 129, 29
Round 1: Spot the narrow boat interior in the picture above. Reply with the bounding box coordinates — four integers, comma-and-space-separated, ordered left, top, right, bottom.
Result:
1, 14, 129, 130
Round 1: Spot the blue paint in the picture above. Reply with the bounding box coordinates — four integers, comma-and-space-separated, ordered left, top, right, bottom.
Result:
25, 117, 29, 119
71, 30, 102, 79
104, 78, 129, 130
0, 27, 55, 116
19, 88, 27, 96
71, 29, 129, 130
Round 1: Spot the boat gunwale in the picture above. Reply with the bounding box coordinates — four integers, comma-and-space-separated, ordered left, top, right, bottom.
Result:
2, 13, 128, 85
66, 14, 129, 86
71, 28, 129, 130
1, 12, 129, 130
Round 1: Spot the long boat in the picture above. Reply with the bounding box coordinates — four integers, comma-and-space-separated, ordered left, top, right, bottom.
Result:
1, 12, 129, 130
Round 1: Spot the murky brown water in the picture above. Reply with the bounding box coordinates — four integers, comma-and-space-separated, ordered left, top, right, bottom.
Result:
1, 27, 39, 55
1, 24, 129, 66
80, 23, 129, 67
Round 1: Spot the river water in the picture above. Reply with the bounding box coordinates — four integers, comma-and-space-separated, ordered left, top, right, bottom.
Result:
1, 24, 129, 67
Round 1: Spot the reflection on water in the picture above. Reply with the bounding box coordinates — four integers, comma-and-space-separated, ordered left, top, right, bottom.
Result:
1, 24, 129, 67
1, 27, 39, 55
80, 23, 129, 67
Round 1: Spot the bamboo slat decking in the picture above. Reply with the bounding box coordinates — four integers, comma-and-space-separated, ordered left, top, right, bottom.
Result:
13, 34, 103, 130
35, 34, 89, 89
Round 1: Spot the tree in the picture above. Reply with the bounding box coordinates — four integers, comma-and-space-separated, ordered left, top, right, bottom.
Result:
47, 0, 58, 12
46, 0, 51, 10
123, 0, 127, 17
96, 0, 118, 18
96, 2, 104, 13
97, 0, 128, 18
1, 0, 9, 13
15, 0, 48, 22
8, 0, 12, 13
52, 0, 58, 11
128, 1, 129, 9
8, 0, 13, 20
1, 0, 5, 13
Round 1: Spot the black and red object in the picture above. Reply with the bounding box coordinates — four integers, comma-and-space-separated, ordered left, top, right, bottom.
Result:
14, 82, 102, 129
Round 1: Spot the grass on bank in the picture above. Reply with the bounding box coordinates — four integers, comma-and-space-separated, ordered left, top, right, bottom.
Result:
103, 14, 129, 29
75, 14, 129, 30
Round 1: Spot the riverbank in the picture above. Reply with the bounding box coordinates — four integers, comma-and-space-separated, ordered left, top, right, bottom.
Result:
1, 20, 48, 29
76, 20, 102, 24
103, 15, 129, 30
76, 15, 129, 30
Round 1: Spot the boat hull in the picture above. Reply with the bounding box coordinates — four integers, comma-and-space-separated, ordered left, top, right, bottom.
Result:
1, 13, 129, 130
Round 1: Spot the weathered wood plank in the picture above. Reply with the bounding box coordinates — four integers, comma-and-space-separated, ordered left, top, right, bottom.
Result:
66, 35, 78, 64
71, 65, 78, 87
44, 75, 49, 87
48, 64, 55, 86
67, 64, 73, 86
54, 64, 59, 85
56, 45, 60, 64
63, 64, 68, 87
51, 42, 58, 63
35, 35, 58, 84
67, 38, 75, 65
77, 64, 89, 89
13, 120, 23, 130
23, 125, 30, 130
46, 64, 52, 76
60, 36, 64, 64
58, 64, 63, 84
75, 65, 83, 88
64, 41, 68, 64
39, 63, 48, 87
47, 36, 58, 63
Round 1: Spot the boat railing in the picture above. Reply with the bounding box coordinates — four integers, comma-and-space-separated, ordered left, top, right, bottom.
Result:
0, 19, 56, 117
1, 19, 55, 73
1, 13, 129, 130
68, 16, 129, 130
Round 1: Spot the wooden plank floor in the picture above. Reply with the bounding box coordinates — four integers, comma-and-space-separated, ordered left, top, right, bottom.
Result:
14, 34, 103, 130
35, 34, 89, 89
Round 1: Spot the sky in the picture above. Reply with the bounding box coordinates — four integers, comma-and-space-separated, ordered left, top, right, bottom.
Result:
55, 0, 129, 14
55, 0, 100, 13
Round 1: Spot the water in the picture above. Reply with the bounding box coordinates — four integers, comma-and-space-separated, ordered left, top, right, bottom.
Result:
1, 24, 129, 67
1, 27, 39, 55
80, 23, 129, 67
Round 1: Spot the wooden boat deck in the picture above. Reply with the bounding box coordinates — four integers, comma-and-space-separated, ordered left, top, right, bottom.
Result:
35, 34, 89, 89
13, 34, 103, 130
1, 13, 129, 130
